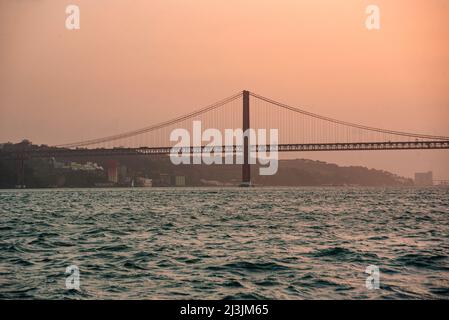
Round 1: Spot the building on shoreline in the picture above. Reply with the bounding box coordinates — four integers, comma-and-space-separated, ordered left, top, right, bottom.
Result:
414, 171, 433, 186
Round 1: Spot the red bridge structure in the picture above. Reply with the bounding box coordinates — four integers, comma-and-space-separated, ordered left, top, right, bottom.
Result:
1, 90, 449, 187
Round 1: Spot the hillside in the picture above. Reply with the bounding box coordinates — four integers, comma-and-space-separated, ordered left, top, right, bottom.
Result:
0, 142, 413, 187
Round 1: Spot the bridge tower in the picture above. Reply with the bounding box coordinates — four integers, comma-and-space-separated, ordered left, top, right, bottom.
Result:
242, 90, 251, 187
16, 154, 26, 188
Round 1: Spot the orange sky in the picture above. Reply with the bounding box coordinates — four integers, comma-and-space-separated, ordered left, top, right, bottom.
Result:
0, 0, 448, 178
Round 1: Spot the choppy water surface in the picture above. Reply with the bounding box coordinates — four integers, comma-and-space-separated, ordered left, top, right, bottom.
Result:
0, 187, 448, 299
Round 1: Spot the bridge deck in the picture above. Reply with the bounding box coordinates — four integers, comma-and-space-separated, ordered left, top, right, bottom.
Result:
1, 140, 448, 159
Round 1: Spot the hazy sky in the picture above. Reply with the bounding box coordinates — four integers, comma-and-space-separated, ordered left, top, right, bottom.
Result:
1, 0, 448, 178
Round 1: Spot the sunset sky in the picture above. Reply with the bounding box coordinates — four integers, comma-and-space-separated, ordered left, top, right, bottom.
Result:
1, 0, 448, 178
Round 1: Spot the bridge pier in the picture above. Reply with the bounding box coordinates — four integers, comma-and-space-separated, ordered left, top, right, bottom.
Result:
16, 155, 26, 188
106, 160, 119, 184
241, 90, 251, 187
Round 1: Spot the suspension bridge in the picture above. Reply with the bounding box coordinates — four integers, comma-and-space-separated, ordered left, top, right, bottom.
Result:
2, 90, 449, 186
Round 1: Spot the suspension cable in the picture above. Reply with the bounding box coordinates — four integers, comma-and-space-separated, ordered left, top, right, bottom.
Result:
57, 91, 243, 148
250, 92, 449, 141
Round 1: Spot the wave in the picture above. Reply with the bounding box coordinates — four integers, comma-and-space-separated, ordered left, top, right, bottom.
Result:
206, 261, 290, 273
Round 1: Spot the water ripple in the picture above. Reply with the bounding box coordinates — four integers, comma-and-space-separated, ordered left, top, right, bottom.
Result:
0, 187, 448, 299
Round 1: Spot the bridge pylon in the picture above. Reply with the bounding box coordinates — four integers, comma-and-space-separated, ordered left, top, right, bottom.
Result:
241, 90, 251, 187
15, 154, 26, 188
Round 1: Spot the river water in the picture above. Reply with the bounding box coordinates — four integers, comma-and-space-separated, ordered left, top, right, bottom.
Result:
0, 187, 448, 299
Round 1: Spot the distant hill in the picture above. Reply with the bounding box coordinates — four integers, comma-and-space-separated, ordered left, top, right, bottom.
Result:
172, 158, 413, 187
0, 141, 413, 187
253, 159, 412, 186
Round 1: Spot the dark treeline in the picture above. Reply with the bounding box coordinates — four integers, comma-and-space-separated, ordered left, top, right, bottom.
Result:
0, 141, 413, 188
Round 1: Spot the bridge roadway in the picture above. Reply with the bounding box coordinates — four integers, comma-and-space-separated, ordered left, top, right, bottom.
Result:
1, 140, 449, 159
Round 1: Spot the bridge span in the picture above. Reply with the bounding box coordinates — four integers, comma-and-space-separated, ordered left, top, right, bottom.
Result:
2, 90, 449, 186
